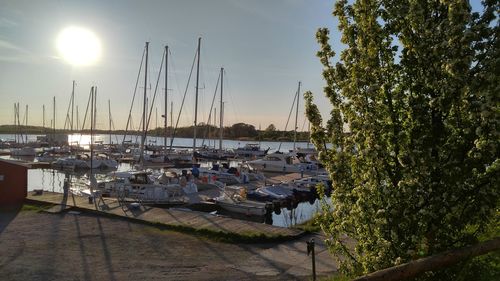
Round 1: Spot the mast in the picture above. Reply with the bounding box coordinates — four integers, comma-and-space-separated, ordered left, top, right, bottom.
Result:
108, 99, 112, 145
76, 106, 80, 131
170, 101, 173, 131
193, 37, 201, 154
71, 80, 75, 132
13, 103, 16, 143
25, 104, 28, 143
214, 107, 217, 149
90, 86, 95, 194
219, 67, 223, 150
43, 105, 45, 128
164, 45, 168, 153
293, 81, 301, 150
139, 42, 149, 165
53, 96, 56, 142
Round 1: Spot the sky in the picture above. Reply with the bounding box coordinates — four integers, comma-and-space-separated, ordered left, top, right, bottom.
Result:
0, 1, 484, 132
0, 0, 341, 131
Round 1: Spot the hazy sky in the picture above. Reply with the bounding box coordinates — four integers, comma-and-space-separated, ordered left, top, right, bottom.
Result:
0, 1, 483, 131
0, 0, 341, 131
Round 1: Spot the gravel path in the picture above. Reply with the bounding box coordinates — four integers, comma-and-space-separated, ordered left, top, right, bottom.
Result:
0, 209, 337, 280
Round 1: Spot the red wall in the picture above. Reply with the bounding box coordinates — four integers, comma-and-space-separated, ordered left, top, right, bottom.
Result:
0, 161, 28, 206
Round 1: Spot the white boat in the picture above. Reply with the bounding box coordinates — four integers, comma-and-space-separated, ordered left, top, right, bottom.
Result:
103, 170, 186, 203
52, 154, 118, 169
194, 147, 235, 160
213, 186, 269, 216
95, 154, 119, 169
234, 143, 269, 158
130, 148, 193, 163
255, 185, 293, 200
52, 156, 89, 169
247, 152, 317, 173
290, 174, 331, 190
198, 167, 242, 185
10, 147, 36, 156
35, 152, 58, 162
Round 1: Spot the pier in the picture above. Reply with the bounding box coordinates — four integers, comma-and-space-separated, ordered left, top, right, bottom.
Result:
26, 191, 303, 240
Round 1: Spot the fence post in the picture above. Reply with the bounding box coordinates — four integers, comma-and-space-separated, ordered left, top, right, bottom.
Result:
307, 238, 316, 281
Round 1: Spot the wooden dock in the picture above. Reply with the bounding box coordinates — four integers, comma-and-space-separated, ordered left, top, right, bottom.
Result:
26, 191, 303, 240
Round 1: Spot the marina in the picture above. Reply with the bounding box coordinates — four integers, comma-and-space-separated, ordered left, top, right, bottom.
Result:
1, 134, 329, 229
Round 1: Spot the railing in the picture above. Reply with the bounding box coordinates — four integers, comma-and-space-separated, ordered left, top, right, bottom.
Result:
354, 237, 500, 281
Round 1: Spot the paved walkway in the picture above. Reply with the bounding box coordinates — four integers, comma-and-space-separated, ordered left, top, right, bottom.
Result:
0, 210, 338, 280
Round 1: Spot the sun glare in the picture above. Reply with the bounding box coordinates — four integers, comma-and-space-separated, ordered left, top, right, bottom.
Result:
56, 26, 101, 66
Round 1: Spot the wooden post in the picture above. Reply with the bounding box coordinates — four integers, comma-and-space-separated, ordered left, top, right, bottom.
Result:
307, 238, 316, 281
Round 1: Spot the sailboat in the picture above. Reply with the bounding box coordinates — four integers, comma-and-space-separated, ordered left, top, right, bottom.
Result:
53, 86, 118, 170
247, 82, 318, 173
104, 42, 188, 203
10, 103, 36, 157
195, 67, 236, 160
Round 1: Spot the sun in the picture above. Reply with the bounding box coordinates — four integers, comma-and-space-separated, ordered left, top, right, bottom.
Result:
56, 26, 101, 66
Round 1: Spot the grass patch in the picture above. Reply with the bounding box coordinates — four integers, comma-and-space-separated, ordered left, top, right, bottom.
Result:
319, 273, 352, 281
20, 203, 53, 212
293, 214, 321, 233
147, 220, 293, 244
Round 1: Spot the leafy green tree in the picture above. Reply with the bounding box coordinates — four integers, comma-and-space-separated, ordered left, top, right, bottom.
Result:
305, 0, 499, 278
228, 122, 258, 138
265, 124, 276, 132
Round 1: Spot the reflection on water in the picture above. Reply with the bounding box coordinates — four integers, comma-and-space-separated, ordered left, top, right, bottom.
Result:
27, 162, 135, 193
272, 198, 328, 228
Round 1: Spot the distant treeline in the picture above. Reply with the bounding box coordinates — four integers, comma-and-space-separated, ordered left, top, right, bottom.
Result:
0, 123, 311, 142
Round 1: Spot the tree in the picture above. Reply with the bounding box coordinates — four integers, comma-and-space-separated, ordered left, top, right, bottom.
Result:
265, 124, 276, 132
228, 122, 258, 138
305, 0, 499, 279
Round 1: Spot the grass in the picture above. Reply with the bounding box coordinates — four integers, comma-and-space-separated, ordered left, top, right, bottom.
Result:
20, 202, 53, 212
293, 214, 322, 233
147, 220, 296, 244
318, 274, 352, 281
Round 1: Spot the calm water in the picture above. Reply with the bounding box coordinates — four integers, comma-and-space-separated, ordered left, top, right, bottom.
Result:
2, 133, 324, 227
1, 133, 315, 152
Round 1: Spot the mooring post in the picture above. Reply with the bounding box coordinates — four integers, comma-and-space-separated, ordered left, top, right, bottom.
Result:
307, 238, 316, 281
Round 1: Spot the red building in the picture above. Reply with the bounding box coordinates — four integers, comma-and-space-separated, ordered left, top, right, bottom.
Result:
0, 159, 30, 206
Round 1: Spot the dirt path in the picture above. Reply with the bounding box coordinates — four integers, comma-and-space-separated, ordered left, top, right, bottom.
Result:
0, 209, 337, 280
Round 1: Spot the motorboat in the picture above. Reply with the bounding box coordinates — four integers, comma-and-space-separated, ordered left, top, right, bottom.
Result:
247, 152, 317, 173
198, 167, 242, 185
234, 143, 269, 158
213, 186, 270, 216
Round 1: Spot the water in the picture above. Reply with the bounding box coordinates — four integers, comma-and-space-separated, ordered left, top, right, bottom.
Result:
1, 133, 314, 152
2, 133, 323, 227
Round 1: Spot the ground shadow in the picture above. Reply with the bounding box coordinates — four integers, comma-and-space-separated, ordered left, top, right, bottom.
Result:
0, 204, 22, 235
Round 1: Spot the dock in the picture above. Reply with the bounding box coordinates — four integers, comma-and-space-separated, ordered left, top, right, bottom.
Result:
26, 191, 303, 240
